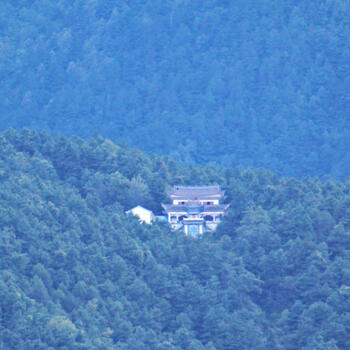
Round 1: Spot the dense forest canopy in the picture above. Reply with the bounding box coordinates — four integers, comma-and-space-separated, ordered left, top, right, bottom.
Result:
1, 130, 350, 349
1, 0, 350, 178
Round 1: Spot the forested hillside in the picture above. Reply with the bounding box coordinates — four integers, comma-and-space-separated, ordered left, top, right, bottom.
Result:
1, 0, 350, 178
1, 130, 350, 349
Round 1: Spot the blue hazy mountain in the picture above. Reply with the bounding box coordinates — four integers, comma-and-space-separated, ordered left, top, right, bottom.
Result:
1, 0, 350, 178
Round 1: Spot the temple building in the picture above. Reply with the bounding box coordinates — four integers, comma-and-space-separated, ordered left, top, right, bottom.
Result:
162, 186, 229, 237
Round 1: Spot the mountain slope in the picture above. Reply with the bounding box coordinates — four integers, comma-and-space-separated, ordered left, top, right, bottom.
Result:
1, 1, 350, 177
1, 130, 350, 349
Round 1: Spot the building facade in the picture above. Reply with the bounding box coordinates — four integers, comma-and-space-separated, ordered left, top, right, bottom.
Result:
162, 186, 229, 237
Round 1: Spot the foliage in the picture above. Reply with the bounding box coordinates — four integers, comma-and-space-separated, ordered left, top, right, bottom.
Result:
0, 130, 349, 349
1, 1, 350, 178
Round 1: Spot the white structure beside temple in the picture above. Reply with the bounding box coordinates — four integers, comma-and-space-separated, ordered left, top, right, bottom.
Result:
162, 186, 229, 237
126, 205, 155, 224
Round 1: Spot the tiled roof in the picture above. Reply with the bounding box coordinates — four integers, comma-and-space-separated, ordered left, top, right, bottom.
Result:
162, 203, 229, 213
161, 204, 189, 212
168, 185, 224, 198
202, 204, 230, 212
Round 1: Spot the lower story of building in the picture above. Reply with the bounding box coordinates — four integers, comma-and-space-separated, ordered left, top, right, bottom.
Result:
170, 219, 219, 237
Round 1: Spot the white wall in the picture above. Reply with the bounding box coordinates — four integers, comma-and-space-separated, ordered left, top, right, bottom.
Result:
130, 206, 154, 224
173, 200, 188, 205
173, 199, 219, 205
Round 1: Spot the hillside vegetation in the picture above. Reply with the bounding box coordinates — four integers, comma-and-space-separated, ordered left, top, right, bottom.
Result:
1, 130, 350, 349
1, 0, 350, 177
